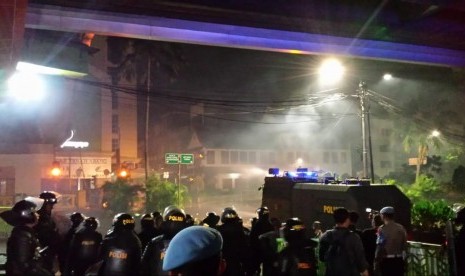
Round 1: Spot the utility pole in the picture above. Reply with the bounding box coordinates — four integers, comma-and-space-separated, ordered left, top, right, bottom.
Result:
358, 81, 369, 179
144, 56, 151, 184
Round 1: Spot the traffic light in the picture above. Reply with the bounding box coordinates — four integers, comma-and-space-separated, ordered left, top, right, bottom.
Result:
117, 166, 130, 179
50, 161, 61, 177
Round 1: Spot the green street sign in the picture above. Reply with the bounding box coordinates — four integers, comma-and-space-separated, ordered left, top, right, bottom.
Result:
165, 153, 179, 164
180, 154, 194, 164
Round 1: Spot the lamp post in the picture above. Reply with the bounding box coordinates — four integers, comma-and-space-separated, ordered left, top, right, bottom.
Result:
358, 81, 369, 179
318, 58, 375, 182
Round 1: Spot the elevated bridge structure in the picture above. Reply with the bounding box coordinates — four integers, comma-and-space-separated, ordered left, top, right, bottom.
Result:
22, 0, 465, 67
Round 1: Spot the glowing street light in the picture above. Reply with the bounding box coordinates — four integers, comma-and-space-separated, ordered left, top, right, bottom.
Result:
7, 71, 46, 101
318, 58, 345, 85
383, 73, 393, 81
431, 130, 440, 137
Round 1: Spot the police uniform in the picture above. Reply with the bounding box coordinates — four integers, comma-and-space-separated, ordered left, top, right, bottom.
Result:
277, 218, 317, 276
217, 207, 249, 276
375, 206, 407, 276
140, 205, 188, 276
67, 217, 102, 276
99, 213, 142, 276
248, 207, 274, 275
1, 198, 52, 276
34, 191, 61, 273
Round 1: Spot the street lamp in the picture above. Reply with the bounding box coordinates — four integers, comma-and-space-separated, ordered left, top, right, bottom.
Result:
318, 58, 374, 182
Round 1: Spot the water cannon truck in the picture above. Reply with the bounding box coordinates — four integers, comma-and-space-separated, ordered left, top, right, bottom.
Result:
261, 168, 411, 232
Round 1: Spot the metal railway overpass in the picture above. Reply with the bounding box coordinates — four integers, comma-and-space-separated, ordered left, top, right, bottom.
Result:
19, 1, 465, 67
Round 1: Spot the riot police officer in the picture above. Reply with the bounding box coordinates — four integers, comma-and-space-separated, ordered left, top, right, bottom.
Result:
277, 218, 317, 276
67, 217, 103, 276
217, 207, 249, 276
202, 211, 220, 228
60, 212, 85, 274
0, 197, 52, 275
34, 191, 61, 273
248, 206, 274, 275
99, 213, 142, 275
140, 205, 188, 276
137, 213, 161, 251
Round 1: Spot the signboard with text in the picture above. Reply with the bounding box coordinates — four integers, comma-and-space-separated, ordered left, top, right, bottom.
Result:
165, 153, 194, 164
165, 153, 180, 164
180, 154, 194, 164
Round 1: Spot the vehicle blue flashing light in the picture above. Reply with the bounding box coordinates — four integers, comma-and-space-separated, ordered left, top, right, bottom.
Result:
284, 170, 319, 181
268, 168, 280, 176
296, 167, 308, 173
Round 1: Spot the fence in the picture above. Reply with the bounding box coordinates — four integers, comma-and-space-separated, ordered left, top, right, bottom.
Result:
316, 241, 450, 276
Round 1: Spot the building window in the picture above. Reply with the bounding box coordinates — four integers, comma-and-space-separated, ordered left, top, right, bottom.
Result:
269, 152, 277, 164
340, 152, 347, 163
379, 144, 389, 152
230, 151, 238, 164
331, 152, 339, 163
112, 91, 118, 110
380, 161, 392, 168
221, 151, 229, 164
248, 152, 257, 164
206, 150, 215, 165
323, 152, 330, 163
260, 152, 267, 164
112, 138, 119, 151
287, 152, 295, 163
240, 151, 248, 163
112, 115, 119, 134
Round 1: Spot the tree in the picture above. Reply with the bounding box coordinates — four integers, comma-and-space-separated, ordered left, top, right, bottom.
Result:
101, 179, 143, 213
145, 174, 189, 212
106, 37, 186, 182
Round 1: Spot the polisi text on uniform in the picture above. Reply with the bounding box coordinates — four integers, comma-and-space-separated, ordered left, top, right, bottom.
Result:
168, 215, 184, 222
323, 205, 341, 214
109, 250, 128, 259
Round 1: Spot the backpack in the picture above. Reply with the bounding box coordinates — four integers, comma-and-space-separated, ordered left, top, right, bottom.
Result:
323, 229, 357, 276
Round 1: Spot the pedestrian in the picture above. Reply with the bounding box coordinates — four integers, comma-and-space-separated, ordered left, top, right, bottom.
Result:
248, 206, 274, 275
60, 212, 85, 275
140, 205, 188, 275
99, 213, 142, 275
349, 210, 363, 237
0, 197, 52, 275
67, 217, 102, 276
455, 207, 465, 276
374, 206, 407, 276
361, 214, 383, 276
162, 226, 226, 275
319, 207, 369, 276
137, 213, 160, 251
217, 207, 249, 276
276, 217, 318, 276
312, 221, 323, 239
34, 191, 61, 274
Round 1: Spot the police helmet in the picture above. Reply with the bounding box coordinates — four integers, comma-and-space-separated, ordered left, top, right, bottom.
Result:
257, 206, 270, 219
70, 212, 85, 226
39, 191, 58, 204
221, 207, 239, 224
163, 205, 186, 222
112, 213, 135, 231
84, 217, 99, 230
140, 213, 154, 229
12, 198, 42, 224
282, 217, 306, 241
162, 206, 187, 238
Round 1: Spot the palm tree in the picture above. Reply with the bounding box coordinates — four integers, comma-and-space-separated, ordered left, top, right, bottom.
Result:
402, 128, 441, 182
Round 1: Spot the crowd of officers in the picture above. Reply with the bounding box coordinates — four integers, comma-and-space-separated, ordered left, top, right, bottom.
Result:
0, 191, 464, 276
